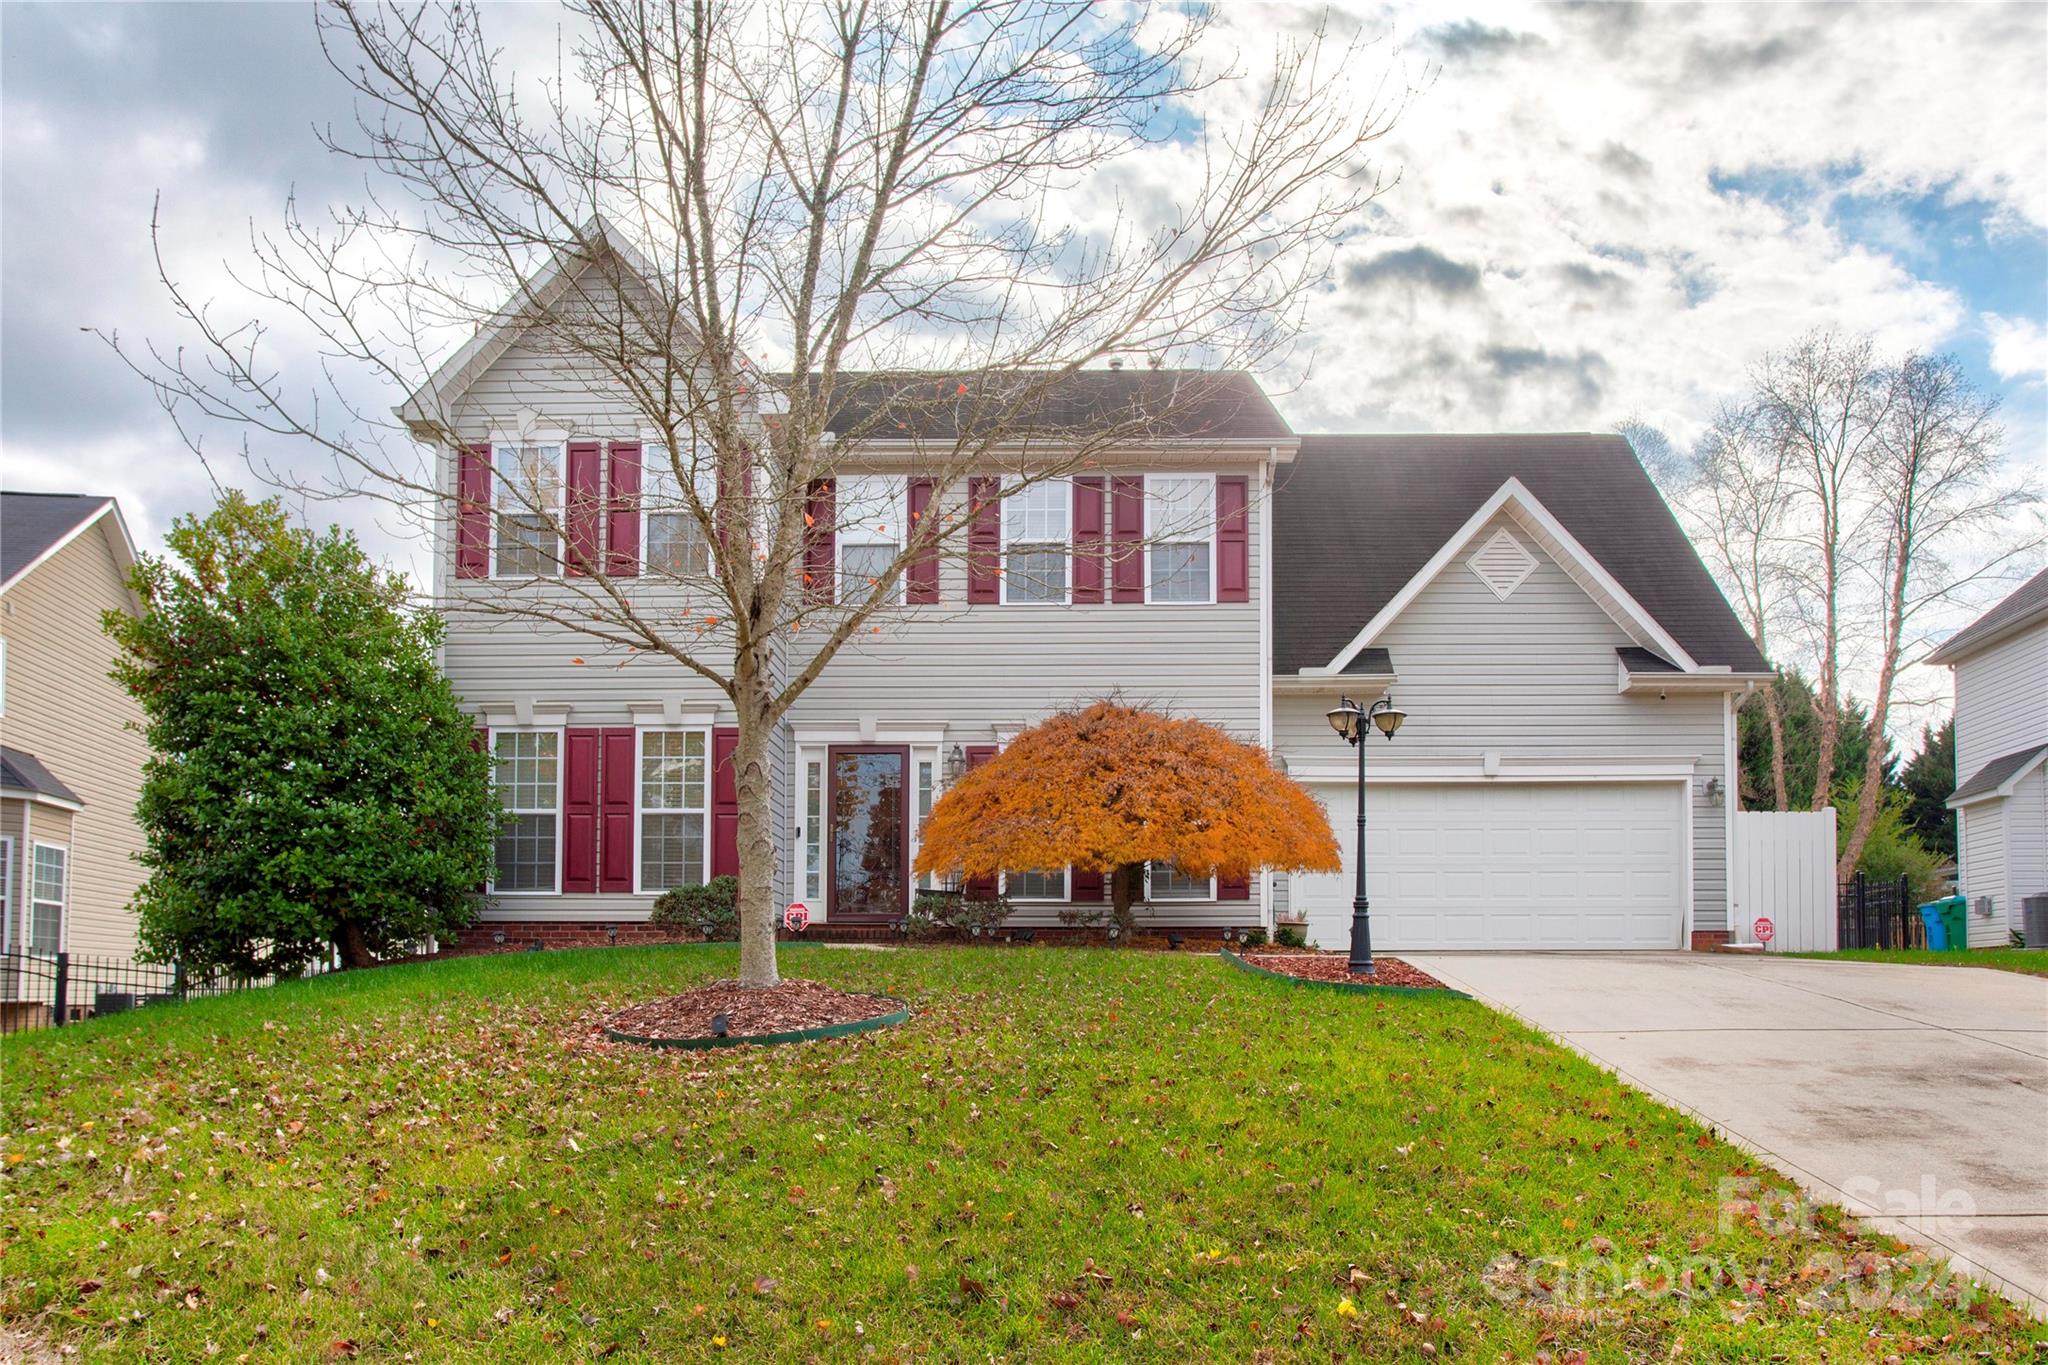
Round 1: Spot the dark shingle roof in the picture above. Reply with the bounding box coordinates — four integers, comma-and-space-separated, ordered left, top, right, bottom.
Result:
1272, 434, 1769, 675
1341, 648, 1394, 675
1926, 567, 2048, 665
803, 369, 1293, 444
1618, 646, 1681, 673
2, 492, 113, 583
1950, 743, 2048, 804
0, 747, 81, 806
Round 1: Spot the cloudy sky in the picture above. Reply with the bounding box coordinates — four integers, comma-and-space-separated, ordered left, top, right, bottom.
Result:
3, 2, 2043, 714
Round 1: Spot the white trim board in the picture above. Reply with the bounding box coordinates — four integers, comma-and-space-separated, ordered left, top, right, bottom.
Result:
1318, 478, 1699, 676
1285, 757, 1700, 784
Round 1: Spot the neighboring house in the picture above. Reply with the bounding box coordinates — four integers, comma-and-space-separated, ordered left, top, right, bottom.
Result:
1927, 567, 2048, 948
409, 235, 1769, 952
0, 493, 149, 961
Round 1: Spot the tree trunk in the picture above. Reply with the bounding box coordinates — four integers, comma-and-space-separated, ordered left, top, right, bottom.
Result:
1762, 679, 1790, 811
733, 656, 782, 988
1109, 862, 1142, 943
335, 916, 374, 970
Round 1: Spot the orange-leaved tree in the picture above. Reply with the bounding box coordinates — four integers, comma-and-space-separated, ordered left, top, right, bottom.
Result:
914, 701, 1341, 935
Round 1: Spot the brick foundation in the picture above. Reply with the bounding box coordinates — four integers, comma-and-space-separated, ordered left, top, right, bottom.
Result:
441, 919, 1256, 955
1690, 929, 1730, 951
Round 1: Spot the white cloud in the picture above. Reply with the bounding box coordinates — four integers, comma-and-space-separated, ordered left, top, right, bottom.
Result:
1984, 313, 2048, 385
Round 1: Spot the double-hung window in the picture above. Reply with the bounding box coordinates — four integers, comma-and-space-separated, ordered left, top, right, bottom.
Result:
1001, 479, 1070, 604
492, 731, 560, 892
494, 443, 565, 577
837, 476, 903, 604
28, 844, 64, 955
643, 446, 716, 578
1005, 868, 1068, 901
639, 730, 709, 892
1145, 474, 1215, 603
1147, 861, 1210, 901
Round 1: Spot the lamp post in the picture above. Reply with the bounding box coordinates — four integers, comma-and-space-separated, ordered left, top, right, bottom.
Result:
1325, 695, 1407, 975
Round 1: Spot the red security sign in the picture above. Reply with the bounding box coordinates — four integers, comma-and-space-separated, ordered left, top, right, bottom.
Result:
784, 902, 811, 934
1753, 917, 1774, 944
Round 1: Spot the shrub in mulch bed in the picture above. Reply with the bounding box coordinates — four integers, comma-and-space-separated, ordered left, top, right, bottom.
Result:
1232, 951, 1450, 990
600, 979, 905, 1047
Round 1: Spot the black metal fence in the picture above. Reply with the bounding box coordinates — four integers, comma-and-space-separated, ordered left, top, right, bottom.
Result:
0, 952, 340, 1036
1837, 873, 1925, 951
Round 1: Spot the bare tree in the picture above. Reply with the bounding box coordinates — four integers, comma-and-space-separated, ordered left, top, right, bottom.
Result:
110, 1, 1404, 985
1837, 352, 2037, 878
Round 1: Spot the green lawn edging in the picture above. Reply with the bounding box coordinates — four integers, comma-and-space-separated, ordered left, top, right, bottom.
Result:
602, 995, 911, 1049
1218, 947, 1471, 999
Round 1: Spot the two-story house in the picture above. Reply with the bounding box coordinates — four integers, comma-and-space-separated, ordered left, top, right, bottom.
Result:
412, 237, 1771, 953
1928, 568, 2048, 947
0, 493, 150, 964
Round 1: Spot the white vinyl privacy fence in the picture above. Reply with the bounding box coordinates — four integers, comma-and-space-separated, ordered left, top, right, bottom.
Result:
1730, 808, 1838, 952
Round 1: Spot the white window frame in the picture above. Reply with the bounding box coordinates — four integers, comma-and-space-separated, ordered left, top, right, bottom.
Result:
27, 840, 67, 957
0, 835, 13, 955
488, 727, 563, 896
1003, 867, 1070, 902
801, 756, 825, 902
1145, 861, 1214, 902
1142, 472, 1217, 606
633, 726, 714, 895
641, 442, 719, 579
835, 475, 905, 606
999, 478, 1072, 606
490, 440, 568, 580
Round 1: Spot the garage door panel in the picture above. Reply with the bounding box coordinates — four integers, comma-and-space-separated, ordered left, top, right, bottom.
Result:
1296, 782, 1685, 952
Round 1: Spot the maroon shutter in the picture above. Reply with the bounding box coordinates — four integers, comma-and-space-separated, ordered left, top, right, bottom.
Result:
1111, 475, 1145, 603
1217, 871, 1251, 901
563, 728, 600, 893
711, 726, 740, 879
963, 744, 998, 898
566, 441, 603, 575
1071, 866, 1105, 902
906, 477, 939, 603
1217, 475, 1249, 604
606, 442, 641, 577
457, 444, 491, 578
803, 480, 835, 604
966, 477, 1000, 603
599, 727, 636, 892
1072, 476, 1105, 604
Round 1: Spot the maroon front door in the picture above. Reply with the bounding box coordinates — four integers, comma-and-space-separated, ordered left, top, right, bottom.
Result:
827, 745, 910, 921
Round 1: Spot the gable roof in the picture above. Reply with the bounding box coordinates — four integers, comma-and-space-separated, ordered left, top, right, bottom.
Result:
1272, 434, 1770, 676
0, 746, 83, 809
1, 492, 132, 591
1949, 742, 2048, 807
804, 369, 1293, 444
1925, 567, 2048, 665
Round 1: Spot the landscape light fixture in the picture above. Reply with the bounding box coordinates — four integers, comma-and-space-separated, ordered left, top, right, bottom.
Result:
1324, 695, 1411, 976
710, 1013, 731, 1038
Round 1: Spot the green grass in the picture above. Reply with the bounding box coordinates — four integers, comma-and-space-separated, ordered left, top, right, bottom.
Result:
1786, 947, 2048, 977
3, 947, 2038, 1362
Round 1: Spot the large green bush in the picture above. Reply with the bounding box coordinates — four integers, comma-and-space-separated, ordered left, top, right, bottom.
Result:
649, 876, 740, 940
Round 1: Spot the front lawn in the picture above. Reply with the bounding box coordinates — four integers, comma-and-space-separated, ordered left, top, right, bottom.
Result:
4, 947, 2037, 1361
1786, 947, 2048, 977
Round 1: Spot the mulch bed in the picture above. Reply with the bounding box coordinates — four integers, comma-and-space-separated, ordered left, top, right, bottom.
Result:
603, 979, 899, 1042
1236, 952, 1448, 990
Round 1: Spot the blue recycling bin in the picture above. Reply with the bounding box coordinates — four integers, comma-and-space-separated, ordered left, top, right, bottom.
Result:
1917, 901, 1949, 951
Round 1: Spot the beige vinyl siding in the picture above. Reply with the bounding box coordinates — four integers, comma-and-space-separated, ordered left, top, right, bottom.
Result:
1270, 513, 1730, 932
1952, 623, 2048, 782
1958, 801, 2008, 947
0, 520, 148, 958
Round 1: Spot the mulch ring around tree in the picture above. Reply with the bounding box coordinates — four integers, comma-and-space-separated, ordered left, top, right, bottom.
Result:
1232, 951, 1450, 991
600, 979, 908, 1049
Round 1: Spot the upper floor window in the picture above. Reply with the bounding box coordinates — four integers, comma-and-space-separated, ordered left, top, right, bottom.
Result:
1145, 474, 1214, 604
639, 729, 709, 892
838, 476, 902, 604
494, 443, 564, 577
1002, 480, 1070, 604
492, 730, 560, 892
644, 447, 716, 577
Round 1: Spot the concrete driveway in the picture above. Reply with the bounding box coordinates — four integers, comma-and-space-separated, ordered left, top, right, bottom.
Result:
1402, 951, 2048, 1313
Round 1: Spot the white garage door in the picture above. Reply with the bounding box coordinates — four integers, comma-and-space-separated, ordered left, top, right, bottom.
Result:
1291, 782, 1686, 951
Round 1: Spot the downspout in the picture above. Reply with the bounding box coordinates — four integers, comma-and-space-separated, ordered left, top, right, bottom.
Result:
1723, 683, 1750, 947
1259, 449, 1276, 932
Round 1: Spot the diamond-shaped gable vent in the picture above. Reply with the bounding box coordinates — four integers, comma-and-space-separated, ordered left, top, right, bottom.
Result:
1468, 527, 1537, 600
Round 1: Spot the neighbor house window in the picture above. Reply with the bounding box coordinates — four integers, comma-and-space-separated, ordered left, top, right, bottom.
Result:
803, 759, 823, 900
1145, 474, 1214, 603
494, 443, 564, 577
639, 730, 709, 892
29, 843, 67, 955
492, 731, 559, 892
643, 447, 716, 577
1006, 868, 1068, 901
837, 476, 903, 604
1001, 479, 1069, 604
1147, 861, 1209, 901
